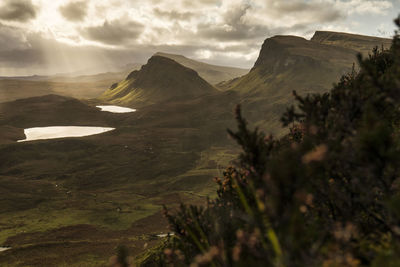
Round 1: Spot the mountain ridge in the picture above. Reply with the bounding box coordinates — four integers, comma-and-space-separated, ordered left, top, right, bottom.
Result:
154, 52, 249, 85
99, 55, 218, 107
311, 30, 391, 55
214, 31, 393, 135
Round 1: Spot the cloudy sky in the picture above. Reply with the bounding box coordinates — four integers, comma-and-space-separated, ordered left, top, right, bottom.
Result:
0, 0, 398, 76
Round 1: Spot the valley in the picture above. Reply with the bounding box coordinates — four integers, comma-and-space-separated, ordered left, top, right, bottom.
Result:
0, 31, 391, 266
0, 93, 238, 265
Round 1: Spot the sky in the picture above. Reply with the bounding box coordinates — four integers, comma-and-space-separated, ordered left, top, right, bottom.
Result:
0, 0, 399, 76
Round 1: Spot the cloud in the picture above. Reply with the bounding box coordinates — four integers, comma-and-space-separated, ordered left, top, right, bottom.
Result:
0, 0, 397, 75
59, 1, 88, 22
80, 19, 144, 45
194, 1, 342, 42
0, 23, 30, 51
181, 0, 220, 8
0, 0, 37, 22
266, 1, 343, 23
334, 0, 392, 15
195, 3, 268, 42
153, 8, 194, 21
0, 29, 142, 75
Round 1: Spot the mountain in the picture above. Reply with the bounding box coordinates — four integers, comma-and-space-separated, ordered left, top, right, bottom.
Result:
154, 52, 249, 85
217, 32, 391, 135
229, 35, 357, 95
99, 55, 218, 107
311, 31, 392, 56
221, 32, 391, 96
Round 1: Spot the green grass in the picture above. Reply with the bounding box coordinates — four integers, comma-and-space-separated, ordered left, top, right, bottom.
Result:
0, 192, 160, 245
0, 100, 236, 265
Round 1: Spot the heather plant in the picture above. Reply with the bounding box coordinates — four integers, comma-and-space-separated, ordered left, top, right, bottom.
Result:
138, 17, 400, 267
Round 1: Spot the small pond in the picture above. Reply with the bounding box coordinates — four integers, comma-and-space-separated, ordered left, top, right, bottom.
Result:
18, 126, 115, 142
96, 105, 136, 113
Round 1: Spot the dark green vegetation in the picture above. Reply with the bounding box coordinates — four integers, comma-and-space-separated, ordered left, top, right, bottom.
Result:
142, 20, 400, 266
0, 29, 393, 266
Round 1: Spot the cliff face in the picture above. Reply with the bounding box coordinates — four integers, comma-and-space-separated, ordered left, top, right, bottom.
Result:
251, 36, 294, 73
228, 31, 392, 97
99, 56, 218, 107
228, 35, 356, 98
216, 31, 392, 135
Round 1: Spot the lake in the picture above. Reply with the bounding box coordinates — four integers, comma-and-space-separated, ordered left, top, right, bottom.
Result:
18, 126, 115, 142
96, 105, 136, 113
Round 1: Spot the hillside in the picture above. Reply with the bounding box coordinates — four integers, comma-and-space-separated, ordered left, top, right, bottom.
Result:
154, 52, 249, 85
217, 32, 392, 135
0, 94, 113, 129
311, 31, 391, 56
232, 35, 356, 95
0, 87, 241, 266
99, 56, 218, 107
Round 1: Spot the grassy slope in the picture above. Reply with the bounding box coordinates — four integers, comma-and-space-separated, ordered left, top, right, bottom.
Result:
311, 31, 392, 56
0, 92, 239, 266
154, 52, 249, 85
99, 56, 218, 107
217, 34, 391, 136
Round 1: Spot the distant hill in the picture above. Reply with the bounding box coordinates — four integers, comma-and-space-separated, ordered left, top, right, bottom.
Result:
0, 78, 120, 103
154, 52, 249, 85
0, 94, 112, 128
99, 56, 218, 107
217, 31, 392, 135
0, 64, 142, 102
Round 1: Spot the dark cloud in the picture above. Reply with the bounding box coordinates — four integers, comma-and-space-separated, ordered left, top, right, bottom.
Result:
0, 23, 29, 51
59, 1, 88, 22
80, 19, 144, 45
0, 0, 37, 22
0, 25, 251, 76
273, 1, 322, 13
267, 1, 342, 23
182, 0, 220, 8
197, 4, 269, 41
0, 0, 388, 76
153, 8, 194, 21
195, 1, 343, 42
